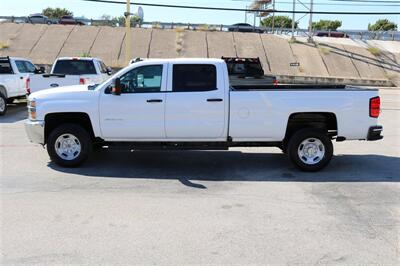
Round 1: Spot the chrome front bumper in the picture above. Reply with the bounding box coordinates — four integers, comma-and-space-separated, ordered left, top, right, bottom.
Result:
25, 120, 45, 145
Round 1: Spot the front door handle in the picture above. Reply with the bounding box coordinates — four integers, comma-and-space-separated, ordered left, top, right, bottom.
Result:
147, 99, 163, 103
207, 98, 223, 102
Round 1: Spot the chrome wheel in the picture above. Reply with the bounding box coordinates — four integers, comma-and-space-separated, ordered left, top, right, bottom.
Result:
0, 97, 5, 112
54, 134, 81, 161
297, 137, 325, 165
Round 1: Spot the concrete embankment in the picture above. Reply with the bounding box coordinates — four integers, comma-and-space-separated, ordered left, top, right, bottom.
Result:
0, 23, 399, 86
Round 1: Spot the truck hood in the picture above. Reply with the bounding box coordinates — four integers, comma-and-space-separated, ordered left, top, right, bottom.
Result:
29, 85, 92, 100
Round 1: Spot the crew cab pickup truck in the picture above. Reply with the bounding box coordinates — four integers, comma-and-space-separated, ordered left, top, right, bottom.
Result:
27, 57, 112, 94
0, 56, 43, 115
25, 59, 383, 171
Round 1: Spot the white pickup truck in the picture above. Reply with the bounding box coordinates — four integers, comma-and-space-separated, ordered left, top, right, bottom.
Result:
27, 57, 112, 94
25, 58, 383, 171
0, 56, 43, 115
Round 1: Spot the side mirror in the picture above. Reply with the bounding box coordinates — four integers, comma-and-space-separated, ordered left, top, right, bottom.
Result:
106, 67, 112, 75
112, 78, 122, 96
35, 66, 45, 74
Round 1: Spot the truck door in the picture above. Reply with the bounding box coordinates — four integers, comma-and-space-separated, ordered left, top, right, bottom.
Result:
99, 63, 167, 140
165, 63, 226, 139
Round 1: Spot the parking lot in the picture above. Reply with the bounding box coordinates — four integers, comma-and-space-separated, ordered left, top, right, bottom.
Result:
1, 89, 399, 264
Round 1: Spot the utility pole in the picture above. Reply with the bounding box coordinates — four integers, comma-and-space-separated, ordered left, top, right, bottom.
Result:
125, 0, 131, 65
245, 5, 248, 23
307, 0, 314, 42
291, 0, 296, 40
272, 0, 275, 33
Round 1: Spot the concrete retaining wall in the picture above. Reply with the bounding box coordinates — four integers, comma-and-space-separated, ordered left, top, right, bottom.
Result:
90, 26, 125, 67
59, 26, 100, 58
148, 29, 177, 58
0, 23, 398, 85
29, 25, 74, 64
1, 24, 47, 58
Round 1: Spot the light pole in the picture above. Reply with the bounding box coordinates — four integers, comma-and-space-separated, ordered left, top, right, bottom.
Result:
125, 0, 131, 65
272, 0, 275, 33
307, 0, 314, 42
291, 0, 296, 40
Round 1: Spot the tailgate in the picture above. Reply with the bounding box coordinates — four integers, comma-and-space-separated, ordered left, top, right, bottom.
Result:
29, 74, 80, 93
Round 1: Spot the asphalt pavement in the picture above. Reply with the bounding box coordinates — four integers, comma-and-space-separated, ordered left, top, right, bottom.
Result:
0, 89, 399, 264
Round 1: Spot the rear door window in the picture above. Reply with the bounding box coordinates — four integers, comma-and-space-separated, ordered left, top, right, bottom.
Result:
53, 60, 97, 75
172, 64, 216, 92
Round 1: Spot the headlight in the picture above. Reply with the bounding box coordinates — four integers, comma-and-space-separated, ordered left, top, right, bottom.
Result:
28, 99, 36, 120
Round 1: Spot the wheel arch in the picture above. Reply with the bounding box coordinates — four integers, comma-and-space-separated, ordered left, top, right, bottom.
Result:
285, 112, 338, 141
44, 112, 96, 144
0, 85, 8, 98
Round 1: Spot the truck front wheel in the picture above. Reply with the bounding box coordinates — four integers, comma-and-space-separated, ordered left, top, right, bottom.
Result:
47, 124, 92, 167
287, 128, 333, 172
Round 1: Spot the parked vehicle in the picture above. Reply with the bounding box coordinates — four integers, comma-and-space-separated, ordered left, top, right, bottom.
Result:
316, 31, 349, 38
0, 56, 43, 115
25, 58, 383, 171
27, 14, 54, 25
27, 57, 112, 94
228, 23, 263, 33
222, 57, 277, 86
59, 15, 85, 25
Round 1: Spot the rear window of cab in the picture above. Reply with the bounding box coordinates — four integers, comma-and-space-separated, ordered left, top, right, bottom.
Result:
53, 60, 97, 75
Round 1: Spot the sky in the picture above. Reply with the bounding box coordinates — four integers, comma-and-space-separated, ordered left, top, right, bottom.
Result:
0, 0, 399, 30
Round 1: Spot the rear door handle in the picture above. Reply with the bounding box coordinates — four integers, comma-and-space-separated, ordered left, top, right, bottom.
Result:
147, 99, 163, 103
207, 98, 223, 102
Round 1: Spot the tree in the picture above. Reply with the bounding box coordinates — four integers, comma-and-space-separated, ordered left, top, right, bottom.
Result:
42, 7, 73, 19
312, 20, 342, 31
368, 19, 397, 31
112, 15, 141, 27
261, 16, 298, 29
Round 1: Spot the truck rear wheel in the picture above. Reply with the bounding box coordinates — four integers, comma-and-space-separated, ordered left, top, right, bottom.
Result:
287, 128, 333, 172
0, 93, 7, 116
47, 124, 92, 167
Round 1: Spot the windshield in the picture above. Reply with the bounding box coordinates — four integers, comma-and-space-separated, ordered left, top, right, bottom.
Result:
53, 60, 97, 75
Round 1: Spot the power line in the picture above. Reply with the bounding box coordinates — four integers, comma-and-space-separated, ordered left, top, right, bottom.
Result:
232, 0, 400, 4
327, 0, 400, 2
81, 0, 400, 14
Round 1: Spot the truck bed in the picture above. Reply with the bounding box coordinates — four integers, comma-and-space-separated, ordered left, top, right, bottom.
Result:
231, 84, 377, 91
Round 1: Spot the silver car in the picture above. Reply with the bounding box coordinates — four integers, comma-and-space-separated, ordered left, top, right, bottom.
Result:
27, 14, 52, 25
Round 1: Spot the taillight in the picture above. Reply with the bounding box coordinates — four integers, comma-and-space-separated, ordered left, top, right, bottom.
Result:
79, 78, 86, 85
26, 77, 30, 95
273, 79, 279, 86
369, 96, 380, 118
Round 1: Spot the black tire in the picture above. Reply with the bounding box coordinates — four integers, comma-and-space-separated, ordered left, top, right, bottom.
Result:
287, 128, 333, 172
47, 124, 92, 167
0, 92, 7, 116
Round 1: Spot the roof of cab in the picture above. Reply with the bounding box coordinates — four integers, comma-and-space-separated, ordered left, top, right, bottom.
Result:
56, 57, 102, 61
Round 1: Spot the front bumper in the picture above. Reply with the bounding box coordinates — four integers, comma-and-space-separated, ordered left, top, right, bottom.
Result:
367, 125, 383, 141
25, 120, 45, 145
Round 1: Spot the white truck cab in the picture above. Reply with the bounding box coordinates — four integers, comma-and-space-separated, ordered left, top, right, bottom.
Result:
28, 57, 112, 94
0, 56, 43, 115
25, 58, 383, 171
